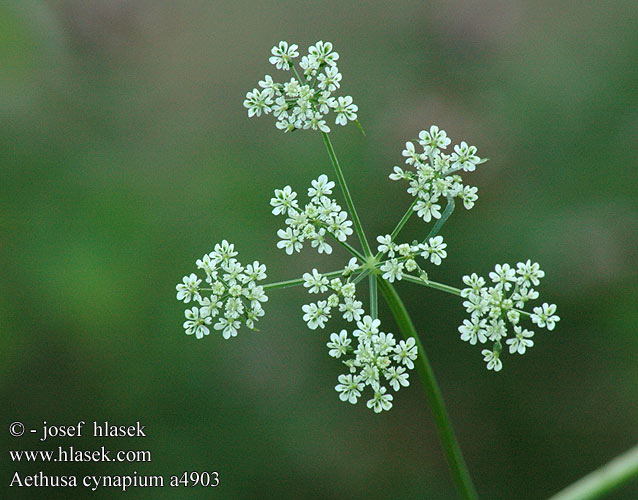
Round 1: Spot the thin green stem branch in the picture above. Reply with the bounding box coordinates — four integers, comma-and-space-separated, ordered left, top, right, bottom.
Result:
292, 62, 374, 262
377, 279, 479, 500
390, 198, 418, 241
313, 221, 366, 262
400, 274, 532, 318
291, 65, 371, 259
337, 240, 366, 262
321, 132, 373, 257
369, 274, 378, 319
263, 269, 347, 291
352, 269, 370, 285
546, 444, 638, 500
402, 274, 462, 296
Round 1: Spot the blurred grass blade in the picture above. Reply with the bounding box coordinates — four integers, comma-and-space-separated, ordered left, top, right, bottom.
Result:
547, 443, 638, 500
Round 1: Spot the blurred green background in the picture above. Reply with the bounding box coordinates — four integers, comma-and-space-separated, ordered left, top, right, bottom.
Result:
2, 1, 637, 499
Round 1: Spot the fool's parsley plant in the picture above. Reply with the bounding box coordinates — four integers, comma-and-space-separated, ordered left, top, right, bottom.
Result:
177, 40, 559, 414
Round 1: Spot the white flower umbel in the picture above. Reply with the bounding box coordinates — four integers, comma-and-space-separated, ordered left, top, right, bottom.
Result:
326, 315, 417, 413
230, 43, 564, 421
301, 266, 363, 328
176, 240, 268, 339
244, 41, 358, 132
390, 126, 486, 219
459, 261, 558, 370
272, 174, 353, 256
373, 234, 449, 285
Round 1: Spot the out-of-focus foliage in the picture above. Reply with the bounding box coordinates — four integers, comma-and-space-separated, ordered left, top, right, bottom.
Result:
2, 1, 637, 499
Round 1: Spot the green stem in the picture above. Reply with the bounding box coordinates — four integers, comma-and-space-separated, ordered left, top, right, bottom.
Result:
321, 132, 373, 257
377, 279, 479, 500
313, 221, 366, 262
369, 274, 378, 319
390, 198, 418, 241
402, 274, 462, 296
355, 119, 366, 136
263, 269, 347, 291
352, 269, 370, 285
337, 240, 366, 262
372, 195, 445, 262
292, 64, 370, 259
401, 274, 532, 318
546, 444, 638, 500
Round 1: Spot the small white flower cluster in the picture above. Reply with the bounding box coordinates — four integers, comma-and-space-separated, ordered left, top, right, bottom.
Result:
176, 240, 268, 340
331, 317, 418, 413
302, 261, 363, 328
458, 260, 559, 371
243, 41, 358, 133
272, 174, 353, 256
390, 126, 485, 221
300, 263, 418, 412
375, 234, 448, 283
